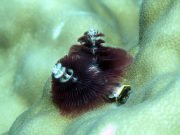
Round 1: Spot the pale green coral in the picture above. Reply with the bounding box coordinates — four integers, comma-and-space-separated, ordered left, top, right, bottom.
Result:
0, 0, 180, 135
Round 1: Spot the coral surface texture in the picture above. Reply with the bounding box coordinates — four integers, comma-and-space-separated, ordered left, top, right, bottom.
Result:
0, 0, 179, 135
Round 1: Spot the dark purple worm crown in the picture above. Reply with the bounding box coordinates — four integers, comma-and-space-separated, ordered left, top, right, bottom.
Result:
51, 29, 133, 117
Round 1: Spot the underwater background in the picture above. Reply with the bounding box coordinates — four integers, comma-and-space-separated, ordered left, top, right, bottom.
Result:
0, 0, 179, 135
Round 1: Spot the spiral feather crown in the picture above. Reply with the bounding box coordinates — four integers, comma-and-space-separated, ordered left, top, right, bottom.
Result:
51, 30, 133, 117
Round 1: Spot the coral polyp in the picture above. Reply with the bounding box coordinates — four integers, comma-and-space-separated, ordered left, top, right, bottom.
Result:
51, 29, 133, 117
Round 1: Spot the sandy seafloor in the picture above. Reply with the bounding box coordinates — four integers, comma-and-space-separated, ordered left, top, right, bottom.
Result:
0, 0, 180, 135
